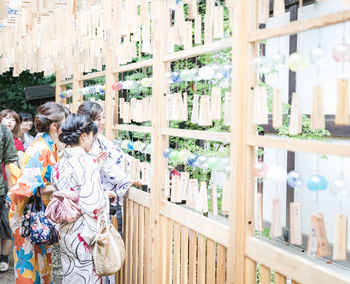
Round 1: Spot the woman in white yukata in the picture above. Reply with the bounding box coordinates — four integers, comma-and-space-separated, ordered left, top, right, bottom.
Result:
78, 101, 134, 284
51, 114, 117, 284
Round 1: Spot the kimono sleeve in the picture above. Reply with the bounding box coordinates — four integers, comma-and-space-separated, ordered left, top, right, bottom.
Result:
8, 144, 50, 199
77, 156, 107, 219
2, 128, 18, 164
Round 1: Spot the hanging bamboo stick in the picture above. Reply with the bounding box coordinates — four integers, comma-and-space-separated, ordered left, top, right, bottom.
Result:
290, 202, 302, 245
253, 86, 268, 125
289, 92, 302, 135
310, 85, 325, 130
270, 198, 282, 237
273, 0, 285, 18
258, 0, 270, 24
272, 88, 283, 128
333, 214, 348, 261
335, 79, 349, 125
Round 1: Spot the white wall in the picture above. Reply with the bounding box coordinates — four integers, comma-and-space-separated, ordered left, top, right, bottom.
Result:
261, 0, 350, 249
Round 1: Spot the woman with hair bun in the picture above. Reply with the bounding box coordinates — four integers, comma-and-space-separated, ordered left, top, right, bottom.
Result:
77, 102, 133, 225
50, 114, 116, 283
8, 101, 68, 284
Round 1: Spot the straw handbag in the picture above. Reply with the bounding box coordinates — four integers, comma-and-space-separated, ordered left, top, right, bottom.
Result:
92, 202, 125, 276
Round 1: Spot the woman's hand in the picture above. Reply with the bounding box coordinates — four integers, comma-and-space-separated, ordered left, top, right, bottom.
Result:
97, 151, 108, 170
105, 191, 117, 203
40, 185, 55, 194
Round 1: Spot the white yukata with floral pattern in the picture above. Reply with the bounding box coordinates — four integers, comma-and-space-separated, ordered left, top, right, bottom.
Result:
51, 146, 108, 284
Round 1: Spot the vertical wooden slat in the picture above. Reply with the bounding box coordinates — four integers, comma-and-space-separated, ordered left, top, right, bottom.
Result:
124, 200, 130, 284
166, 219, 173, 283
189, 230, 197, 284
104, 48, 114, 139
144, 207, 152, 284
206, 239, 216, 284
174, 222, 181, 284
128, 201, 134, 283
197, 234, 206, 284
112, 216, 120, 283
160, 215, 168, 283
181, 226, 189, 284
216, 244, 226, 284
260, 265, 271, 284
150, 2, 171, 283
275, 272, 286, 284
245, 258, 257, 284
139, 205, 145, 284
133, 204, 139, 284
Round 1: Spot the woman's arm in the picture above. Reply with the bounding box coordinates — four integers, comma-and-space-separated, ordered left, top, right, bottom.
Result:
17, 151, 24, 169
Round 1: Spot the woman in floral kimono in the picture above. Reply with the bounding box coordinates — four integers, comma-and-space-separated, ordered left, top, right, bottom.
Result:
51, 114, 116, 283
8, 102, 68, 283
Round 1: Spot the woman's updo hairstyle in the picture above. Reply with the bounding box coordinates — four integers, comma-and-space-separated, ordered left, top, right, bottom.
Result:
35, 102, 68, 133
77, 101, 103, 121
59, 114, 98, 145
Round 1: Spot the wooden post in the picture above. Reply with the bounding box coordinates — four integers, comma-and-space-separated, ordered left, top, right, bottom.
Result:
72, 63, 81, 112
150, 1, 170, 283
105, 48, 114, 140
228, 0, 257, 283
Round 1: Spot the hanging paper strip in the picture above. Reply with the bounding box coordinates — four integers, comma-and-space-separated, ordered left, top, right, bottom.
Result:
289, 92, 302, 135
211, 87, 222, 120
222, 178, 230, 215
166, 94, 174, 121
335, 79, 349, 125
183, 93, 188, 121
176, 93, 185, 121
272, 89, 283, 128
204, 12, 213, 45
142, 97, 150, 122
179, 172, 189, 201
255, 192, 264, 231
310, 85, 325, 130
174, 5, 186, 45
253, 86, 269, 125
224, 92, 232, 126
130, 98, 137, 121
211, 184, 218, 216
199, 95, 212, 126
188, 0, 198, 19
270, 198, 282, 237
273, 0, 285, 18
184, 21, 193, 50
333, 214, 348, 261
290, 202, 302, 245
308, 213, 331, 257
171, 175, 181, 203
164, 170, 171, 198
187, 179, 199, 209
258, 0, 270, 24
119, 98, 125, 120
134, 100, 144, 123
0, 0, 8, 21
200, 182, 209, 213
191, 94, 200, 124
213, 6, 224, 40
167, 27, 176, 53
342, 0, 350, 4
194, 15, 202, 45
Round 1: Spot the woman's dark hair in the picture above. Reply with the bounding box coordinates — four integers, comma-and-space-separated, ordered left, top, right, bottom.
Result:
34, 102, 69, 133
0, 109, 21, 138
77, 101, 103, 121
59, 114, 98, 145
18, 112, 33, 122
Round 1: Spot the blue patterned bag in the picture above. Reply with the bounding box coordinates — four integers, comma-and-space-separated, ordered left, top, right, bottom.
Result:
30, 191, 59, 245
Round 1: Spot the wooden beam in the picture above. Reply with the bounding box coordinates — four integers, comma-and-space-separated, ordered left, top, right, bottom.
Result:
127, 187, 151, 208
160, 201, 229, 247
113, 59, 154, 74
162, 37, 232, 62
105, 49, 114, 140
79, 70, 106, 81
114, 124, 152, 134
246, 237, 350, 284
161, 127, 230, 143
247, 135, 350, 156
60, 79, 73, 86
249, 9, 350, 42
